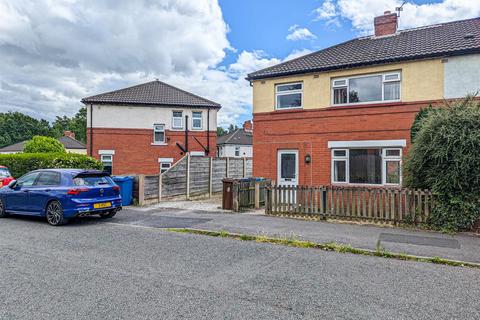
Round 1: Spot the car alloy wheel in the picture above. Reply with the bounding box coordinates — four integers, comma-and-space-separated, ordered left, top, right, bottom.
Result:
0, 199, 7, 218
46, 201, 66, 226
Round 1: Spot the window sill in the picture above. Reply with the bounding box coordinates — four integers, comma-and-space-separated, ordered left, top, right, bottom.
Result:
151, 143, 168, 146
331, 182, 401, 188
331, 99, 401, 107
275, 106, 303, 111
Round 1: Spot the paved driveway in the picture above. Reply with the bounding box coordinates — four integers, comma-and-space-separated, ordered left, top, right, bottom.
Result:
1, 210, 479, 319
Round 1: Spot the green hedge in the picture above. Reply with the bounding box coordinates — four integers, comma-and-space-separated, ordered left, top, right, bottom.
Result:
404, 96, 480, 231
0, 153, 103, 178
23, 135, 66, 153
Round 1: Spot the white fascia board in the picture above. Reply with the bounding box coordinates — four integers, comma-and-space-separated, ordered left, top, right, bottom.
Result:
328, 140, 407, 149
98, 149, 115, 155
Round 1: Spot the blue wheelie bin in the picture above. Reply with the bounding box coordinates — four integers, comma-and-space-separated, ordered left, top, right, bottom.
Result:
112, 176, 134, 206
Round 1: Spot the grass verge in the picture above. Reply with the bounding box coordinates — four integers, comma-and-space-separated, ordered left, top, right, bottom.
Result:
166, 228, 480, 269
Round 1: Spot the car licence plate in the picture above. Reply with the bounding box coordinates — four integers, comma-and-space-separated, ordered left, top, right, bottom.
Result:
94, 202, 112, 209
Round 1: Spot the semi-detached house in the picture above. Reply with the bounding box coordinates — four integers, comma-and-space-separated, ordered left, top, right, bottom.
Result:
246, 13, 480, 188
82, 80, 220, 175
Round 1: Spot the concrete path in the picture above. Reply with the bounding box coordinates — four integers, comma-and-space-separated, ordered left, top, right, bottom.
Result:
124, 205, 480, 264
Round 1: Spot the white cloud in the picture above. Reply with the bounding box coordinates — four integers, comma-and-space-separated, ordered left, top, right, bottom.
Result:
0, 0, 237, 123
315, 0, 480, 34
286, 25, 317, 41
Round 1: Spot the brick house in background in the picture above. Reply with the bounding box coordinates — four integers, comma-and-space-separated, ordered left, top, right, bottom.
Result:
246, 13, 480, 188
82, 80, 220, 175
216, 120, 253, 158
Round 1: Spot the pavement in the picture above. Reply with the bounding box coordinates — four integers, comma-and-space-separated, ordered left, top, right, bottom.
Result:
125, 203, 480, 264
0, 210, 479, 319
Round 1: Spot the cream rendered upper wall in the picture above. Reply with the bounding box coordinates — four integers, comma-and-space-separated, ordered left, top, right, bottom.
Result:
86, 104, 217, 131
252, 59, 444, 113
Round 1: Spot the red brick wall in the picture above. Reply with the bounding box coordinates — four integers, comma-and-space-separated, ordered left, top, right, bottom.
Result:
86, 128, 217, 175
253, 101, 439, 185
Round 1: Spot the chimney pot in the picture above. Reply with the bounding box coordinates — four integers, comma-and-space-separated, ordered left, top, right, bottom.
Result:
374, 10, 398, 37
64, 131, 75, 139
243, 120, 253, 133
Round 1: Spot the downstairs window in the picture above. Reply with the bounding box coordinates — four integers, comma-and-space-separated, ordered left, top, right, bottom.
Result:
332, 148, 402, 185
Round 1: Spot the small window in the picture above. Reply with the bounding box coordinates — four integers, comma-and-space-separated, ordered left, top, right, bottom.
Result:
385, 149, 401, 157
192, 112, 202, 130
101, 155, 113, 175
235, 146, 240, 157
172, 111, 183, 129
153, 124, 165, 143
160, 162, 171, 173
276, 82, 303, 109
35, 172, 61, 186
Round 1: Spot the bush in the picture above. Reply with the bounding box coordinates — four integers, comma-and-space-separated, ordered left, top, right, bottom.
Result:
23, 136, 65, 153
0, 153, 103, 178
410, 104, 436, 143
404, 96, 480, 231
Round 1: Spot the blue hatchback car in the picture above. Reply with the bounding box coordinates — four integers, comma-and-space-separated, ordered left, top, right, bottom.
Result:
0, 169, 122, 226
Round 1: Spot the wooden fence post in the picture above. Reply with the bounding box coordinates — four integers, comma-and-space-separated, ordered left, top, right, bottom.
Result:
138, 174, 145, 206
209, 157, 213, 198
232, 181, 239, 212
186, 153, 191, 200
254, 181, 260, 209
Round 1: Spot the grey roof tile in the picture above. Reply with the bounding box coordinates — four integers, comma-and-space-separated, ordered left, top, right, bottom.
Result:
82, 80, 221, 108
247, 17, 480, 80
217, 129, 252, 146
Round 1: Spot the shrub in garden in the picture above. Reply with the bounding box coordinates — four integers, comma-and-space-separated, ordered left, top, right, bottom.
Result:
404, 96, 480, 231
410, 104, 436, 143
23, 136, 65, 153
0, 153, 103, 178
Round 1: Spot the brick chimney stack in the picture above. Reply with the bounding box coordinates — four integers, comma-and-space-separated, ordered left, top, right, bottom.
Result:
374, 11, 398, 36
243, 120, 253, 133
64, 131, 75, 139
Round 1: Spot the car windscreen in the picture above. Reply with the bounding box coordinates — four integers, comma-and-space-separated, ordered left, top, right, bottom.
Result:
0, 168, 11, 178
73, 175, 115, 187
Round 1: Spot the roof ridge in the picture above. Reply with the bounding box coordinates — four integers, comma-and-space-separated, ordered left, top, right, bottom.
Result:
81, 80, 158, 102
398, 16, 480, 34
224, 128, 241, 144
153, 80, 221, 107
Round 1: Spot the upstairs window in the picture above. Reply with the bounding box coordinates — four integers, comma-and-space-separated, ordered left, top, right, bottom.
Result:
275, 82, 303, 110
235, 146, 240, 157
192, 112, 202, 130
332, 72, 401, 105
172, 111, 183, 129
153, 124, 165, 143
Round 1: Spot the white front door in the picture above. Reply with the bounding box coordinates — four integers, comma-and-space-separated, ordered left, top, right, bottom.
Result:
277, 150, 298, 186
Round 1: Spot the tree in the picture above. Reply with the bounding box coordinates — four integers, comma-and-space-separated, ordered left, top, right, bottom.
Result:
217, 127, 227, 136
23, 136, 66, 153
0, 112, 54, 148
404, 96, 480, 231
227, 124, 239, 134
52, 107, 87, 143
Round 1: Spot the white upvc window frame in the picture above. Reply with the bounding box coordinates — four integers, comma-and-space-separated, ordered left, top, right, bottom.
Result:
191, 111, 202, 130
331, 72, 401, 106
331, 149, 348, 184
275, 82, 303, 110
172, 111, 183, 130
331, 147, 402, 186
100, 154, 113, 174
153, 124, 165, 144
382, 148, 402, 186
234, 146, 240, 157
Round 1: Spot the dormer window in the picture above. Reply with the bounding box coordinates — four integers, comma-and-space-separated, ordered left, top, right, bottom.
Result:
332, 72, 401, 105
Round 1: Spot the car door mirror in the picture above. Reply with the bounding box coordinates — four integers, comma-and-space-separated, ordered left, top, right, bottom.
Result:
8, 180, 17, 189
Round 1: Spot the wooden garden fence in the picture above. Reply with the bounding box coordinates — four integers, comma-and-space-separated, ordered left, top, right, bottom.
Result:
265, 185, 434, 224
